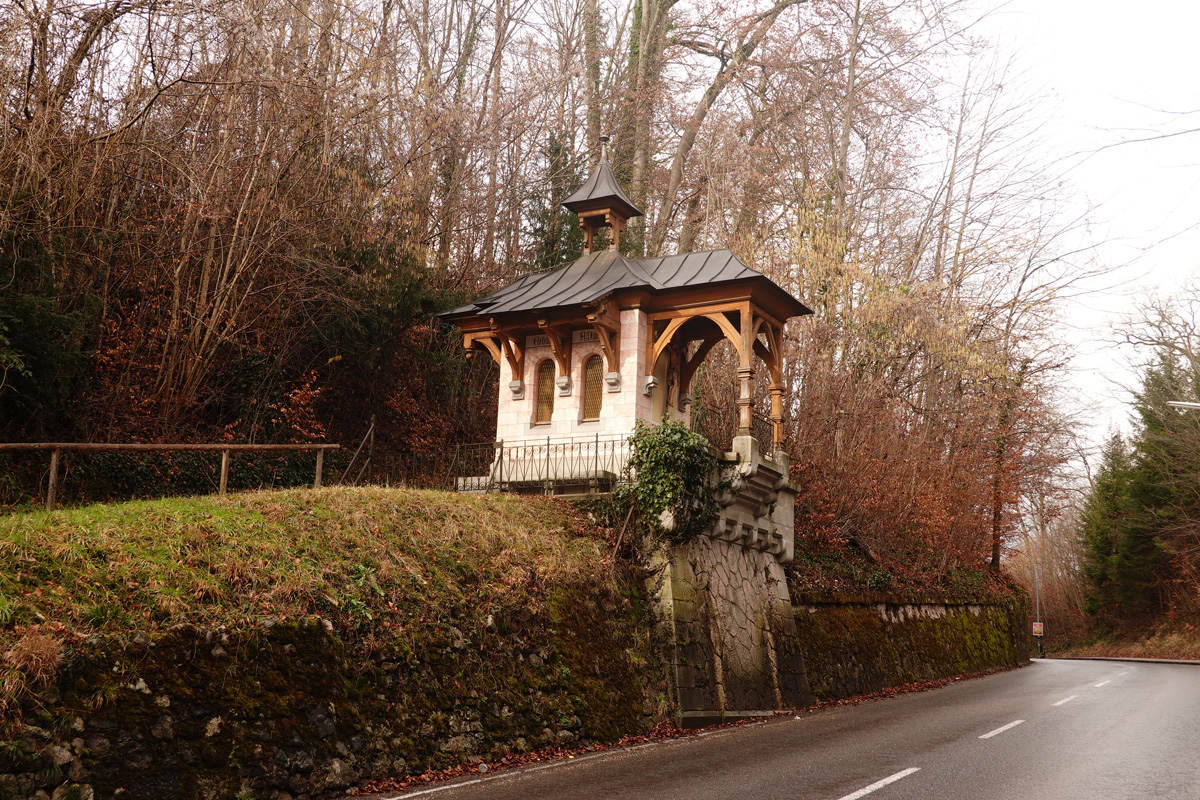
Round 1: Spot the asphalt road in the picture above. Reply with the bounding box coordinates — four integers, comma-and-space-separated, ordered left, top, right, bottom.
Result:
373, 659, 1200, 800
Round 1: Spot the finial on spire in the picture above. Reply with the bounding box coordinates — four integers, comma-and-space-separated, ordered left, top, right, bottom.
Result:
599, 135, 610, 164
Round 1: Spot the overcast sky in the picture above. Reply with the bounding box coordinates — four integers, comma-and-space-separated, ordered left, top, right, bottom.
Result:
979, 0, 1200, 453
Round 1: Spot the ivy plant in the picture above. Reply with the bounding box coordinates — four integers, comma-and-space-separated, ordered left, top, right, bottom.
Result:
618, 420, 727, 545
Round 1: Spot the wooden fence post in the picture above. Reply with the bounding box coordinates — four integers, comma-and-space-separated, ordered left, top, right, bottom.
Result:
47, 448, 60, 511
220, 449, 230, 495
314, 449, 324, 488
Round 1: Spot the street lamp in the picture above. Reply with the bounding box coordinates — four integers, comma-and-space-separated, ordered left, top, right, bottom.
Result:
1167, 401, 1200, 410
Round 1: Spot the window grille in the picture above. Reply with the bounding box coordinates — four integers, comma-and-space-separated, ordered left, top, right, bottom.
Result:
536, 360, 556, 423
582, 356, 603, 420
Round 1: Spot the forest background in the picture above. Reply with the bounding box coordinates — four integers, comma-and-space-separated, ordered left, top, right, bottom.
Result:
3, 0, 1182, 639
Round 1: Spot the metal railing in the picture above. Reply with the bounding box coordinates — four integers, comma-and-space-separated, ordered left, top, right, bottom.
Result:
453, 434, 630, 493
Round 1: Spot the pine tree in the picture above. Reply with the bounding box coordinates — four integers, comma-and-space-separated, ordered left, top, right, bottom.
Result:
1080, 433, 1134, 617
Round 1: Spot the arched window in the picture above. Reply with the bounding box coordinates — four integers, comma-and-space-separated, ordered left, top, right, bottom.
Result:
535, 360, 556, 424
582, 355, 603, 420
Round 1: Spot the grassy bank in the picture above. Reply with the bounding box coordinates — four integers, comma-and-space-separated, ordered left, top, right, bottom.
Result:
1, 486, 615, 647
0, 487, 664, 798
1055, 625, 1200, 661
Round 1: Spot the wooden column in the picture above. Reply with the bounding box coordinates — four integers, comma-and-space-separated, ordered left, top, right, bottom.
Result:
769, 383, 786, 452
737, 308, 756, 438
219, 449, 230, 495
314, 449, 324, 488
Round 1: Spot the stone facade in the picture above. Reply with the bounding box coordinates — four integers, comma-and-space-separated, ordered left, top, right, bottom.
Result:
494, 309, 687, 446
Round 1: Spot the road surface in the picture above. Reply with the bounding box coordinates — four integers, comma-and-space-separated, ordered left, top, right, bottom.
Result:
373, 659, 1200, 800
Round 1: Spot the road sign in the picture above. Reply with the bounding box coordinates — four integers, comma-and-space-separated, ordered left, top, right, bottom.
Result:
1032, 622, 1044, 637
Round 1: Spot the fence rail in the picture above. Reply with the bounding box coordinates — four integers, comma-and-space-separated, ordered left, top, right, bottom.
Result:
0, 442, 339, 510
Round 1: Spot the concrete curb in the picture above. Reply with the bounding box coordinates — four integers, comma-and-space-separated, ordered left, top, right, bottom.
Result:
1048, 656, 1200, 666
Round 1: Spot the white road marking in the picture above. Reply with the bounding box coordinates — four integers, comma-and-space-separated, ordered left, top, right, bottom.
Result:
979, 720, 1025, 739
1095, 680, 1111, 687
1118, 671, 1130, 676
1052, 695, 1078, 706
385, 777, 486, 799
835, 768, 922, 800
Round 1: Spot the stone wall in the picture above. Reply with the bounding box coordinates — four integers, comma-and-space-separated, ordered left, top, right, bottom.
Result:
792, 595, 1031, 701
0, 583, 663, 800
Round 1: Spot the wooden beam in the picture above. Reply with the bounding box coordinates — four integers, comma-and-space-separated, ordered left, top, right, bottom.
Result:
47, 448, 60, 511
679, 336, 721, 396
648, 317, 689, 372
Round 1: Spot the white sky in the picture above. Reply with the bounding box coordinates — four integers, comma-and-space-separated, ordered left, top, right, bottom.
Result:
981, 0, 1200, 455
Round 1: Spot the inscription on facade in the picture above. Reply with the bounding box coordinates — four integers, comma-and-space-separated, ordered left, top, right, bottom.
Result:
572, 329, 600, 344
525, 330, 599, 348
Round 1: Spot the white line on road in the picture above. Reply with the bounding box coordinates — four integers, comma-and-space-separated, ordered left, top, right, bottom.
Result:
979, 720, 1025, 739
835, 768, 921, 800
385, 777, 486, 799
1095, 680, 1111, 687
1052, 695, 1078, 706
1118, 671, 1131, 676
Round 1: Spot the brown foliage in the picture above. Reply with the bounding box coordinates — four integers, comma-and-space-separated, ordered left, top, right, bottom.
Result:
3, 627, 63, 687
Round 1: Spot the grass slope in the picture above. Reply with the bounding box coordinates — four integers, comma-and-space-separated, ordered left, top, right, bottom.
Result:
0, 487, 627, 717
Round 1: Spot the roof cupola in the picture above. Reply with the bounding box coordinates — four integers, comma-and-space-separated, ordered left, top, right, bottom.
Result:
561, 136, 643, 253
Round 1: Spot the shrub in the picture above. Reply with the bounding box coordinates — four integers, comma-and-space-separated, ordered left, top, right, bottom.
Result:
618, 420, 726, 545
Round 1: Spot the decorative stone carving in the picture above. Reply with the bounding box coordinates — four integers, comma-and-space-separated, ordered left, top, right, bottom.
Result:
555, 375, 571, 396
604, 371, 622, 392
642, 375, 659, 396
508, 380, 525, 400
704, 436, 796, 564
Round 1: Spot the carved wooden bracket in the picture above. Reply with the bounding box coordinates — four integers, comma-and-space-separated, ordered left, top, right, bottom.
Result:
586, 303, 621, 381
537, 319, 572, 390
463, 333, 502, 366
752, 321, 784, 384
679, 336, 721, 397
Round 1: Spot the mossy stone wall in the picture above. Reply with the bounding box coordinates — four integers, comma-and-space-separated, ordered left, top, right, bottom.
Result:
792, 594, 1031, 701
0, 583, 663, 800
652, 536, 811, 725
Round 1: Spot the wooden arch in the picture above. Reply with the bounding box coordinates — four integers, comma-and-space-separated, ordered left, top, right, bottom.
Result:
644, 300, 788, 451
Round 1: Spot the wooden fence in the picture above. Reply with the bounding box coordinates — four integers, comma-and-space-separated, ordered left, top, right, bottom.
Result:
0, 443, 340, 510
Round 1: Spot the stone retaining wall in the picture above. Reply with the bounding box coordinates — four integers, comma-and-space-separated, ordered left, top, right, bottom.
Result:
0, 582, 662, 800
792, 595, 1031, 701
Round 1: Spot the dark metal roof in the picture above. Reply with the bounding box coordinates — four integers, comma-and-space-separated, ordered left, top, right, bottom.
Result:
437, 249, 811, 319
561, 161, 643, 220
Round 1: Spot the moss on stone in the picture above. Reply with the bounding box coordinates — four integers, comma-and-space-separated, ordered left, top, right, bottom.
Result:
792, 596, 1030, 701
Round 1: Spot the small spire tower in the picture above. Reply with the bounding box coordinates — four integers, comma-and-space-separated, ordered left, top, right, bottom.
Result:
561, 136, 643, 253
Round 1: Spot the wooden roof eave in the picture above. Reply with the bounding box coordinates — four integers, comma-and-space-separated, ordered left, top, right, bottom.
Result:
449, 278, 809, 337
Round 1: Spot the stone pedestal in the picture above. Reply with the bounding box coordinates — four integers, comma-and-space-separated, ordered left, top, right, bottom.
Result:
650, 437, 812, 726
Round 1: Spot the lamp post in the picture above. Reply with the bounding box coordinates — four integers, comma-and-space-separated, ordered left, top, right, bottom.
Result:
1167, 401, 1200, 410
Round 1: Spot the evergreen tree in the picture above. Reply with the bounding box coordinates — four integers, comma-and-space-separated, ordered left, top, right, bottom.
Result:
1080, 433, 1133, 617
1079, 349, 1198, 624
527, 135, 585, 273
